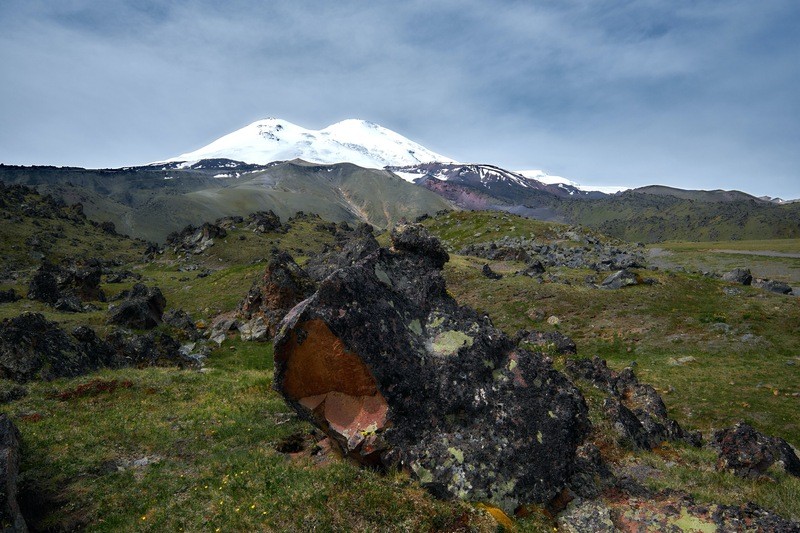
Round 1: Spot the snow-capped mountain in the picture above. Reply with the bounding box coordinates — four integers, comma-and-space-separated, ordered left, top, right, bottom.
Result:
516, 170, 629, 195
388, 163, 612, 199
159, 118, 456, 169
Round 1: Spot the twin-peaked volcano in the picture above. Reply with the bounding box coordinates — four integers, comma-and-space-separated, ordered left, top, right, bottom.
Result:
160, 118, 456, 169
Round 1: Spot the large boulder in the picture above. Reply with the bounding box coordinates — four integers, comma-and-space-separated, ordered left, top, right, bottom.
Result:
237, 252, 316, 341
711, 422, 800, 479
166, 222, 227, 255
599, 269, 641, 290
273, 224, 589, 511
722, 268, 753, 286
0, 414, 26, 532
26, 263, 61, 304
107, 283, 166, 329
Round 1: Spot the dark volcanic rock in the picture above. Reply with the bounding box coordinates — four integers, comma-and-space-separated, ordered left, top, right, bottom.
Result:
105, 329, 192, 369
273, 224, 589, 511
163, 309, 202, 341
753, 278, 793, 295
304, 223, 380, 282
244, 210, 284, 233
53, 295, 84, 313
566, 356, 701, 449
166, 222, 227, 255
0, 414, 26, 532
711, 422, 800, 478
517, 330, 577, 355
520, 260, 546, 277
26, 264, 60, 304
26, 259, 106, 305
722, 268, 753, 286
107, 283, 166, 329
599, 269, 641, 290
0, 313, 117, 382
237, 252, 316, 341
481, 264, 502, 280
0, 289, 21, 304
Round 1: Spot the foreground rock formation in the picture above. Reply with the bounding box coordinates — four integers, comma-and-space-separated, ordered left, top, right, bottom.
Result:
273, 224, 590, 511
0, 414, 26, 532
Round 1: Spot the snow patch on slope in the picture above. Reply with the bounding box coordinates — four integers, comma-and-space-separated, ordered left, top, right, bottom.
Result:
517, 169, 628, 195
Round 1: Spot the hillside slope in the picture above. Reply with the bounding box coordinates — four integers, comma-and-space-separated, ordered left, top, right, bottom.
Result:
0, 160, 452, 242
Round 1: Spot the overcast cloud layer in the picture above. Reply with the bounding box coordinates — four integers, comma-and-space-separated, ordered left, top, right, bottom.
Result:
1, 1, 798, 198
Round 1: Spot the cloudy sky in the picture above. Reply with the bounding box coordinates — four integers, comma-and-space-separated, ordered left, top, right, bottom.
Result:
1, 1, 798, 198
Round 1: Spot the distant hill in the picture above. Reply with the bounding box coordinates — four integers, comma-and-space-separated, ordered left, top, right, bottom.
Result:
556, 189, 800, 242
0, 160, 451, 242
631, 185, 764, 203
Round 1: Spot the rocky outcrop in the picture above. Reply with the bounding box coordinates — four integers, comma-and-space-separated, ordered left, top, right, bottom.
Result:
0, 290, 21, 304
304, 223, 380, 282
722, 268, 753, 285
599, 269, 641, 290
459, 235, 646, 272
236, 252, 316, 341
107, 283, 166, 329
26, 259, 106, 307
105, 329, 193, 369
711, 422, 800, 479
0, 313, 117, 382
166, 222, 227, 255
753, 278, 794, 295
0, 414, 26, 532
0, 313, 192, 383
566, 356, 701, 449
273, 224, 589, 511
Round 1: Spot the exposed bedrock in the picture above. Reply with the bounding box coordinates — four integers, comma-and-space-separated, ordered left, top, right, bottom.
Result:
273, 224, 590, 512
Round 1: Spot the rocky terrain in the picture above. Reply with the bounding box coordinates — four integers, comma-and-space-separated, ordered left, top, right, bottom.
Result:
0, 186, 798, 531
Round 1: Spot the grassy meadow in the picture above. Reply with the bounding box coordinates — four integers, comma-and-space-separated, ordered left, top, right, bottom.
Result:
1, 208, 799, 530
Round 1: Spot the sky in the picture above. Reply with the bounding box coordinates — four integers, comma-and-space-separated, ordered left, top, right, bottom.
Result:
1, 1, 799, 199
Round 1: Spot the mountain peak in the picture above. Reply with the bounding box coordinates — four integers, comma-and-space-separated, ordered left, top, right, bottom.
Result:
159, 118, 456, 169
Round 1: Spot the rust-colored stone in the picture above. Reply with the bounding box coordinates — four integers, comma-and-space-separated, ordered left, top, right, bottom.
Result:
276, 319, 388, 458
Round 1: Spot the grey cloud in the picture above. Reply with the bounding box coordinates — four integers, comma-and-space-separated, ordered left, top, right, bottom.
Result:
0, 0, 798, 198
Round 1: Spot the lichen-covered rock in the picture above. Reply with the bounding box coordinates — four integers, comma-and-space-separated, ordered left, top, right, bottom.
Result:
274, 224, 589, 511
557, 499, 616, 533
0, 414, 26, 532
517, 330, 577, 355
237, 252, 316, 340
107, 283, 166, 329
711, 422, 800, 478
566, 356, 701, 449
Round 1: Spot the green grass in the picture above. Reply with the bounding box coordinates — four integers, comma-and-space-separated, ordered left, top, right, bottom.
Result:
439, 256, 800, 447
4, 339, 503, 531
